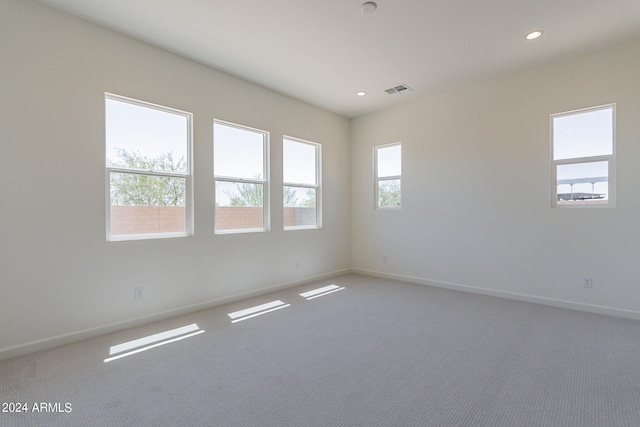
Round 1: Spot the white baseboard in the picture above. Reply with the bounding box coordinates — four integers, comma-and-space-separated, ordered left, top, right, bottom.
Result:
0, 268, 350, 361
351, 268, 640, 322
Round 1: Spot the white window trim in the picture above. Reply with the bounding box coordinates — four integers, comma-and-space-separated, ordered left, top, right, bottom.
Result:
214, 119, 270, 234
283, 136, 322, 230
374, 142, 402, 210
550, 104, 616, 208
105, 93, 193, 241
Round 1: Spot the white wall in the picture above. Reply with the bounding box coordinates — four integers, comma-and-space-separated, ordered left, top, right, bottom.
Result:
351, 39, 640, 318
0, 0, 350, 358
4, 0, 640, 361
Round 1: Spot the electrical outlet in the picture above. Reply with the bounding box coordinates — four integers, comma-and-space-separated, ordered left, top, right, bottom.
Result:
582, 277, 593, 289
134, 286, 144, 300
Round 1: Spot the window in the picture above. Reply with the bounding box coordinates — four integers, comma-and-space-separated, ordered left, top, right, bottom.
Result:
551, 105, 615, 207
283, 137, 321, 229
105, 94, 192, 240
214, 120, 269, 233
374, 143, 402, 209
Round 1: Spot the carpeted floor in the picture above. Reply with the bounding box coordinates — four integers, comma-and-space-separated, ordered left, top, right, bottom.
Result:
2, 274, 640, 426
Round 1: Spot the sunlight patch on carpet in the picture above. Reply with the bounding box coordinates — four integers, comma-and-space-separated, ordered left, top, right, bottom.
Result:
104, 323, 205, 363
300, 284, 345, 300
228, 300, 290, 323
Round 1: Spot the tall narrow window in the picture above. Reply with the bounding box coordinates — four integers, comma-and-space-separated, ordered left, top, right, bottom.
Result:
551, 105, 615, 207
283, 137, 321, 229
105, 94, 192, 240
374, 143, 402, 209
214, 120, 269, 233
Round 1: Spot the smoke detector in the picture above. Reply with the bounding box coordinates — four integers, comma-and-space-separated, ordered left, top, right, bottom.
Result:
361, 2, 377, 13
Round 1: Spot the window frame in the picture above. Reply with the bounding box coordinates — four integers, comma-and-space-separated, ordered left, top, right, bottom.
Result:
105, 93, 193, 241
283, 136, 322, 230
551, 104, 616, 208
374, 142, 402, 210
213, 119, 270, 234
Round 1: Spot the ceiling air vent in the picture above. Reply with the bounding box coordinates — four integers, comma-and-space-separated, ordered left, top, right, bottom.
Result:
385, 84, 413, 95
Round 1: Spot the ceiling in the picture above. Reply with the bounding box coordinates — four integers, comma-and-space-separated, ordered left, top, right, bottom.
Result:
36, 0, 640, 118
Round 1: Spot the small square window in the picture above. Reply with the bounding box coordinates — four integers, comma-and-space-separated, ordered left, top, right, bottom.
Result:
214, 120, 269, 233
551, 105, 615, 207
374, 143, 402, 209
283, 137, 321, 229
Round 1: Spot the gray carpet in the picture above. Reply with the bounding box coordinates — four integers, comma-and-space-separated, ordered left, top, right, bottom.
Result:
2, 274, 640, 426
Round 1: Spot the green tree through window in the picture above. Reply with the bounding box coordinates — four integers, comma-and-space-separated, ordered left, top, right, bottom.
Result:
109, 149, 186, 206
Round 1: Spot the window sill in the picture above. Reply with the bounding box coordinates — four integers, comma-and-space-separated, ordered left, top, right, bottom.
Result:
284, 225, 320, 231
107, 232, 191, 242
215, 228, 268, 235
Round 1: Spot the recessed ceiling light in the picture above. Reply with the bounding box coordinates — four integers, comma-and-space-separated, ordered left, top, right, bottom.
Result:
526, 30, 543, 40
361, 2, 377, 13
356, 91, 367, 96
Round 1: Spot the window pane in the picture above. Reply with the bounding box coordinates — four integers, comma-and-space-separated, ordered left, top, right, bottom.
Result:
106, 98, 188, 173
110, 173, 186, 206
215, 181, 264, 231
284, 186, 316, 227
378, 179, 401, 207
377, 145, 401, 178
214, 122, 265, 180
557, 161, 608, 202
553, 107, 613, 160
110, 173, 186, 235
283, 139, 316, 185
